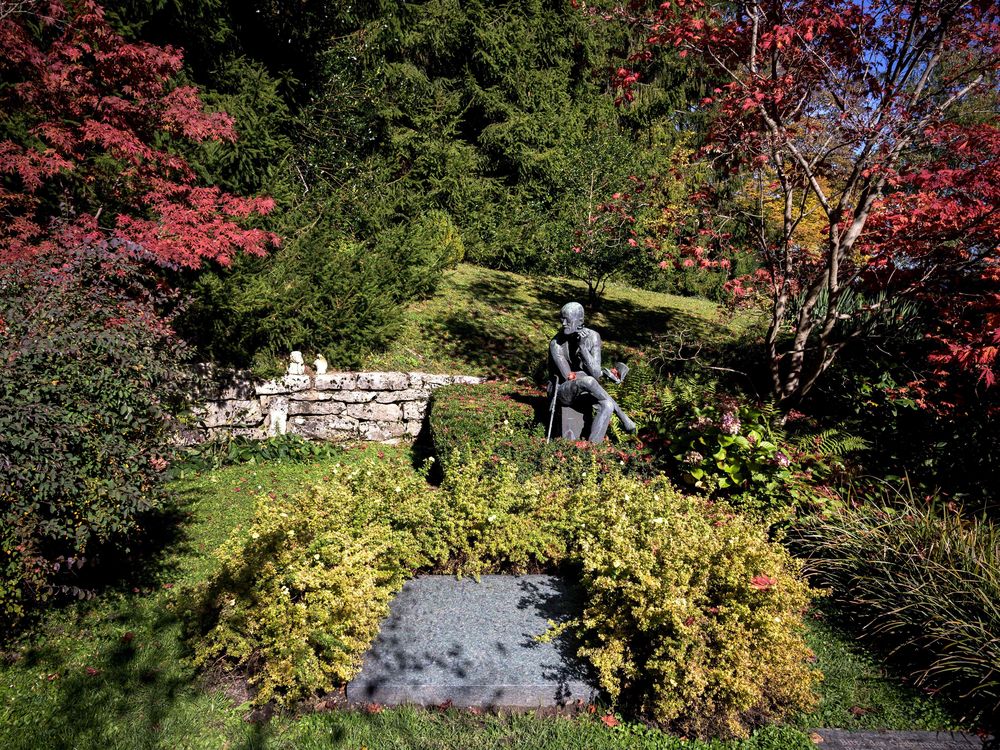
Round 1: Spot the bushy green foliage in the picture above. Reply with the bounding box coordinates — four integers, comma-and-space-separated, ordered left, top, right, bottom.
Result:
428, 382, 538, 467
792, 495, 1000, 728
373, 209, 466, 300
573, 472, 819, 738
185, 450, 818, 735
0, 248, 187, 626
183, 224, 430, 372
810, 339, 1000, 516
617, 372, 859, 518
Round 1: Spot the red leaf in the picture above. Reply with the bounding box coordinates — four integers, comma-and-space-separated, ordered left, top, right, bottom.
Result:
751, 574, 777, 591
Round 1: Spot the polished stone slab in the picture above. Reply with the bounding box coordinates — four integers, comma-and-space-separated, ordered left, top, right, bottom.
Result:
810, 729, 985, 749
346, 574, 598, 708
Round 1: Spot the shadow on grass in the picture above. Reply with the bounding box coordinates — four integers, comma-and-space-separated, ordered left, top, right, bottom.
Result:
12, 597, 188, 749
432, 275, 724, 379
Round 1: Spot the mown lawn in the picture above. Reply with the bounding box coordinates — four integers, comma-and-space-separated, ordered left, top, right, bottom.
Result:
0, 448, 962, 749
361, 264, 750, 377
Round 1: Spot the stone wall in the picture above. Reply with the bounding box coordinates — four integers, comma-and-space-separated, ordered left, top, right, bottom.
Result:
188, 369, 483, 444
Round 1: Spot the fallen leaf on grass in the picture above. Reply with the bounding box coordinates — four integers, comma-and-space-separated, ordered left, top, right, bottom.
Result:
85, 666, 101, 677
601, 714, 620, 728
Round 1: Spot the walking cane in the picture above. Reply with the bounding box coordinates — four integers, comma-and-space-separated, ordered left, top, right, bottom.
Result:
546, 378, 558, 443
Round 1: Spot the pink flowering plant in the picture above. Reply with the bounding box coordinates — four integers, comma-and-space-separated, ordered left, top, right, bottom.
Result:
641, 376, 843, 517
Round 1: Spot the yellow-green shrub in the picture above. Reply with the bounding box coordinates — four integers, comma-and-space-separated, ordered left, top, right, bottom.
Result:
432, 452, 577, 575
182, 460, 439, 706
573, 473, 819, 738
184, 455, 819, 734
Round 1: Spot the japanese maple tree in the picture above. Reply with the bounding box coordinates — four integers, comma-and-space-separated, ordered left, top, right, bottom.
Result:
614, 0, 1000, 405
0, 0, 278, 269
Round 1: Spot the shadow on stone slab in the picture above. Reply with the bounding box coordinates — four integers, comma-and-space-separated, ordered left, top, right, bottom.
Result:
345, 575, 599, 709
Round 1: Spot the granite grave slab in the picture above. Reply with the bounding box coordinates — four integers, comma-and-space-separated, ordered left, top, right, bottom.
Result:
346, 575, 598, 708
809, 729, 985, 749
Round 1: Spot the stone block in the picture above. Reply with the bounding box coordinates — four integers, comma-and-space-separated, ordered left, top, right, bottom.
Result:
403, 420, 422, 437
361, 421, 406, 441
450, 375, 484, 386
376, 389, 430, 403
196, 399, 264, 429
288, 400, 346, 417
345, 402, 403, 422
290, 415, 359, 440
314, 372, 359, 391
255, 375, 311, 395
266, 396, 289, 437
331, 390, 378, 404
809, 730, 984, 749
414, 373, 451, 388
402, 401, 427, 421
346, 575, 598, 708
357, 372, 410, 391
289, 390, 334, 402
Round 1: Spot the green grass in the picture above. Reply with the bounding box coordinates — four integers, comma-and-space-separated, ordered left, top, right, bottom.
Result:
361, 264, 745, 377
796, 615, 962, 732
0, 450, 962, 749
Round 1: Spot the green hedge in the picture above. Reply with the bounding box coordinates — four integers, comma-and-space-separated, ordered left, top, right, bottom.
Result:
183, 451, 818, 737
428, 381, 656, 482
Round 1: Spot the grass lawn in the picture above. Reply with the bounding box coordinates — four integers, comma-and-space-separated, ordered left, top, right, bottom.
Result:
361, 264, 750, 377
0, 449, 963, 749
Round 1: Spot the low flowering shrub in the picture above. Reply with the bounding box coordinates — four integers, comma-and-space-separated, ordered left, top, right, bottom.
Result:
622, 374, 861, 518
429, 382, 656, 482
428, 382, 539, 472
184, 452, 819, 736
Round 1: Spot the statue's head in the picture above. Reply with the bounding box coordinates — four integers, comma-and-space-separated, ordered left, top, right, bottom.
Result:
560, 302, 585, 335
290, 351, 304, 365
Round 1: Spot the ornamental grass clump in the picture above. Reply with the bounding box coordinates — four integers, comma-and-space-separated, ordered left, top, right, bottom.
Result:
792, 498, 1000, 727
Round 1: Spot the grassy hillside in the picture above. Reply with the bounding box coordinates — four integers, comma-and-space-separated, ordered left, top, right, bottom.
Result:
361, 264, 747, 377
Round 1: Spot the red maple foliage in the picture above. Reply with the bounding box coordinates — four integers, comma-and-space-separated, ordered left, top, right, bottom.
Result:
0, 0, 278, 269
611, 0, 1000, 406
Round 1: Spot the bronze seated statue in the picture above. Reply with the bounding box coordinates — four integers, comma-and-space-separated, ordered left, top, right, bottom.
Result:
546, 301, 635, 443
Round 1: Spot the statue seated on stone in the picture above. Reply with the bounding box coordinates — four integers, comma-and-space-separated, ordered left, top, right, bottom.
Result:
547, 301, 636, 444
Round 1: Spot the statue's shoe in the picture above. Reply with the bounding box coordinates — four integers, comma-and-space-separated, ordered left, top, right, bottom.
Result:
619, 414, 637, 434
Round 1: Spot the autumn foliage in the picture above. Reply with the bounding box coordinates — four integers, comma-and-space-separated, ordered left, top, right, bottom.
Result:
614, 0, 1000, 406
0, 1, 279, 624
0, 0, 278, 269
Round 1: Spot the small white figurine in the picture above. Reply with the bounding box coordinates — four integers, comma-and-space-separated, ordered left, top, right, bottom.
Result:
287, 351, 305, 375
314, 353, 328, 375
268, 396, 288, 437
